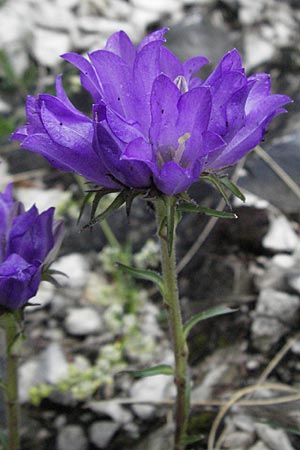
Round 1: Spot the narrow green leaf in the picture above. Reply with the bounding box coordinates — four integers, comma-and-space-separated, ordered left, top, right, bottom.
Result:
183, 306, 238, 339
83, 191, 126, 229
178, 202, 237, 219
90, 188, 117, 221
219, 177, 246, 202
77, 191, 93, 225
117, 263, 164, 294
201, 173, 232, 207
183, 434, 204, 445
122, 364, 174, 378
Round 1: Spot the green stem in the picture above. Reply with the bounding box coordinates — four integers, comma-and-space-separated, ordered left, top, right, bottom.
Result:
100, 219, 122, 251
156, 197, 189, 450
2, 312, 20, 450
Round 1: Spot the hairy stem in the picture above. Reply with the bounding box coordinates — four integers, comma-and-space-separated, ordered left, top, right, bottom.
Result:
156, 197, 189, 450
3, 312, 20, 450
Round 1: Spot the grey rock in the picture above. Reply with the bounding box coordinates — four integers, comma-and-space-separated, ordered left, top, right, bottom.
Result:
130, 374, 174, 419
251, 289, 300, 352
239, 133, 300, 214
52, 253, 90, 291
256, 423, 296, 450
88, 401, 133, 424
244, 32, 275, 69
249, 442, 271, 450
65, 307, 103, 336
33, 1, 75, 31
132, 424, 173, 450
0, 98, 12, 114
38, 342, 69, 385
19, 358, 41, 403
222, 430, 255, 449
88, 421, 120, 449
263, 215, 300, 252
56, 424, 88, 450
255, 288, 300, 324
32, 28, 71, 67
165, 15, 241, 68
192, 364, 229, 401
131, 0, 181, 14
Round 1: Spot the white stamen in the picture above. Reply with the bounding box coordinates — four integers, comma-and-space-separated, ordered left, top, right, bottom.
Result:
174, 75, 188, 94
174, 132, 191, 163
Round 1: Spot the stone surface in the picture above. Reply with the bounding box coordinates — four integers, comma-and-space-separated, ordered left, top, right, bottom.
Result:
56, 424, 88, 450
38, 342, 69, 385
256, 423, 296, 450
251, 288, 300, 352
130, 374, 174, 419
52, 253, 90, 291
263, 215, 300, 252
32, 28, 71, 67
64, 307, 103, 336
88, 421, 120, 449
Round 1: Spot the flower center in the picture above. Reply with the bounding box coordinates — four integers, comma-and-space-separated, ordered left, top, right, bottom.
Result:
174, 75, 188, 94
157, 133, 191, 168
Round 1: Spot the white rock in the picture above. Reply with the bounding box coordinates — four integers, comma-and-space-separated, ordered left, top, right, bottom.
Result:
65, 307, 103, 336
19, 359, 41, 403
222, 430, 255, 449
88, 402, 132, 425
130, 0, 181, 14
251, 289, 300, 351
263, 215, 300, 252
32, 28, 71, 67
38, 342, 69, 385
130, 8, 161, 33
55, 0, 79, 10
77, 16, 134, 36
33, 1, 76, 31
192, 364, 229, 401
57, 425, 88, 450
0, 97, 12, 114
51, 253, 90, 290
288, 273, 300, 294
249, 442, 270, 450
16, 187, 71, 212
89, 421, 120, 449
25, 282, 55, 311
244, 32, 275, 69
256, 423, 296, 450
255, 288, 300, 324
130, 374, 174, 419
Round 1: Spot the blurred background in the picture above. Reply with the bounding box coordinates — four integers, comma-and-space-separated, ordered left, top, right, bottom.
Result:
1, 1, 300, 450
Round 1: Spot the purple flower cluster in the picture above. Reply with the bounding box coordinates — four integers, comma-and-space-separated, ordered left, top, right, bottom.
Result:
0, 185, 63, 310
12, 29, 291, 196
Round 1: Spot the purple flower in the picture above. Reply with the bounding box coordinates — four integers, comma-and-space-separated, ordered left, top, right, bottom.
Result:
12, 29, 291, 195
0, 185, 64, 310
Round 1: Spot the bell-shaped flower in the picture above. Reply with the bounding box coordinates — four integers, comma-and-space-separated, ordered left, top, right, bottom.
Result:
12, 29, 291, 196
0, 185, 64, 310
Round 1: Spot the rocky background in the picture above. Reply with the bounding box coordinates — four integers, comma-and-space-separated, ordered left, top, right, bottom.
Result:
1, 0, 300, 449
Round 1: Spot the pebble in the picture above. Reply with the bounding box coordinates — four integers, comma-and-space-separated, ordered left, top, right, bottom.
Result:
56, 424, 88, 450
263, 215, 300, 252
32, 28, 71, 67
64, 307, 103, 336
251, 288, 300, 352
88, 401, 133, 425
51, 253, 90, 291
130, 374, 174, 419
88, 421, 120, 449
256, 423, 296, 450
38, 342, 69, 385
